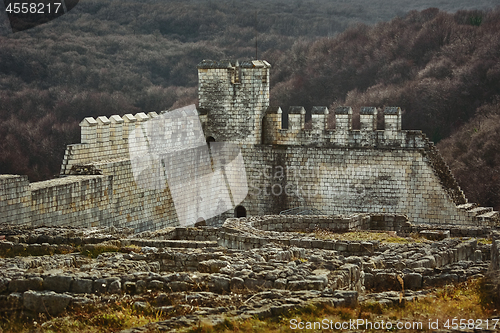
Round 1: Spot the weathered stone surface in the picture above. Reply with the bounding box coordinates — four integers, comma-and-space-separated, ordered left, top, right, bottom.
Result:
123, 281, 136, 294
71, 279, 93, 294
43, 275, 73, 293
363, 272, 374, 290
167, 281, 190, 292
93, 278, 108, 294
374, 273, 400, 292
403, 273, 422, 290
333, 290, 358, 307
9, 277, 43, 292
23, 290, 73, 315
210, 275, 230, 293
198, 260, 229, 273
136, 280, 147, 293
108, 280, 122, 294
148, 280, 164, 290
273, 278, 287, 289
245, 278, 271, 290
230, 277, 245, 290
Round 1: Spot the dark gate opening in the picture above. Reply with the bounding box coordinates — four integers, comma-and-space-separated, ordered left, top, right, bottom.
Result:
234, 205, 247, 218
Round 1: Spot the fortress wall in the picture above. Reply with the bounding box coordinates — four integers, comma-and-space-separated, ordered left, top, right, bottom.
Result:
0, 159, 180, 231
0, 175, 30, 225
0, 110, 474, 230
55, 112, 183, 231
29, 175, 113, 228
0, 110, 182, 230
0, 58, 480, 230
239, 145, 472, 225
91, 159, 178, 232
0, 174, 116, 228
60, 113, 158, 175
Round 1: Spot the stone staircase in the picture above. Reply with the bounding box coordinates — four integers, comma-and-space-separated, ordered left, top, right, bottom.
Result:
421, 134, 499, 226
457, 203, 500, 226
421, 134, 466, 205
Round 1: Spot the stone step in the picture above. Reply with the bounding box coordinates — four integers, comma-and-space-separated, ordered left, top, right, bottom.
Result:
125, 239, 219, 249
475, 211, 499, 223
457, 203, 478, 211
468, 207, 493, 216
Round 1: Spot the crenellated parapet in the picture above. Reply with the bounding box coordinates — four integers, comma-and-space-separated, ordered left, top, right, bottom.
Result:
262, 106, 424, 148
61, 112, 163, 175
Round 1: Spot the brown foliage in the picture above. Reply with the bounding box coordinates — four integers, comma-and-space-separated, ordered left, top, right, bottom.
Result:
268, 8, 500, 143
437, 101, 500, 209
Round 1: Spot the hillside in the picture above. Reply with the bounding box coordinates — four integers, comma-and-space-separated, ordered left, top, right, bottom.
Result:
269, 8, 500, 140
437, 101, 500, 210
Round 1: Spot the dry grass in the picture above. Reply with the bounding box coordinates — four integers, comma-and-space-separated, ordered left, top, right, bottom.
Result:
314, 230, 426, 244
0, 278, 496, 332
0, 299, 166, 333
186, 279, 496, 333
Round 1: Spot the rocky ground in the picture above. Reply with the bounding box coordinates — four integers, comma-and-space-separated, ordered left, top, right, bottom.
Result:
0, 218, 497, 332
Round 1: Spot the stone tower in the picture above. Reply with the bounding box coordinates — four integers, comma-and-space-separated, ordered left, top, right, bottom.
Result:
197, 59, 271, 145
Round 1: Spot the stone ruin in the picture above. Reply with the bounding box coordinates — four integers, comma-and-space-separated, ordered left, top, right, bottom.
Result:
0, 213, 498, 332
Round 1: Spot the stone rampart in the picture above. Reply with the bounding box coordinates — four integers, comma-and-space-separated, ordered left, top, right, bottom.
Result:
0, 112, 491, 229
0, 175, 30, 225
263, 106, 416, 148
0, 175, 115, 228
237, 144, 474, 226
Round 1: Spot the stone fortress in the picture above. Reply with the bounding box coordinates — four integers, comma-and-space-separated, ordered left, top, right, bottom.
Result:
2, 60, 500, 330
0, 59, 499, 230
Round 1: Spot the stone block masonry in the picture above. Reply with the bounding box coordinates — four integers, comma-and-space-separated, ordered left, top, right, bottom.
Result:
0, 59, 497, 230
0, 174, 113, 228
239, 145, 472, 226
0, 175, 30, 225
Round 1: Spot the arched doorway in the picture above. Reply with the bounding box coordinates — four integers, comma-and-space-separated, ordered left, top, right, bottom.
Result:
234, 205, 247, 218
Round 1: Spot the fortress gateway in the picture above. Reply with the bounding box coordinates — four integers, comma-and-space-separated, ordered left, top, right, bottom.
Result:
0, 60, 498, 230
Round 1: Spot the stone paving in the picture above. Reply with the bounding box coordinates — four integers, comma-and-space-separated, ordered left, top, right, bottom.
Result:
0, 217, 497, 332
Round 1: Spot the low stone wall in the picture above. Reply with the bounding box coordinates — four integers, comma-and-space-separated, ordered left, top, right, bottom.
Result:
403, 223, 492, 238
0, 175, 114, 228
0, 175, 30, 225
248, 215, 369, 232
219, 214, 405, 253
135, 227, 220, 242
